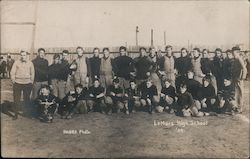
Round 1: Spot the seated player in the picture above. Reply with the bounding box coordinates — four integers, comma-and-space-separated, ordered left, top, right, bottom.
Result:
35, 85, 60, 123
199, 77, 217, 112
124, 80, 141, 114
140, 79, 159, 114
86, 78, 106, 113
176, 84, 207, 117
105, 78, 125, 115
157, 78, 176, 113
217, 78, 236, 114
186, 70, 203, 111
60, 84, 88, 119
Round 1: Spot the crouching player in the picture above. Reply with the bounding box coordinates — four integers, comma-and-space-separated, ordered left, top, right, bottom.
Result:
176, 84, 207, 117
217, 78, 236, 114
124, 80, 141, 114
60, 84, 88, 119
86, 78, 106, 113
105, 78, 124, 114
199, 77, 217, 113
157, 78, 176, 113
140, 79, 159, 114
35, 85, 60, 123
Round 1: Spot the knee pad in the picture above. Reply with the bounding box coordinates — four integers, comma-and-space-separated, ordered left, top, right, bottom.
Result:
140, 99, 147, 106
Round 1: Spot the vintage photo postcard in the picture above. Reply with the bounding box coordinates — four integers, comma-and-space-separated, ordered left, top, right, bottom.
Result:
0, 0, 249, 158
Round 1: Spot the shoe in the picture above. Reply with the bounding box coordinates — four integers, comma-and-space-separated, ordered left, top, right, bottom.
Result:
132, 109, 136, 113
66, 115, 72, 119
169, 109, 175, 114
125, 110, 129, 115
18, 110, 24, 114
107, 110, 112, 115
12, 116, 18, 120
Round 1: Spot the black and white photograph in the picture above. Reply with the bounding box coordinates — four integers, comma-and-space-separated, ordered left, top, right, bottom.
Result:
0, 0, 249, 158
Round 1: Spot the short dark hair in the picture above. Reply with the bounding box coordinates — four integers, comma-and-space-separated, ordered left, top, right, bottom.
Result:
226, 49, 231, 53
119, 46, 127, 52
215, 48, 222, 52
164, 78, 172, 84
180, 83, 187, 89
165, 45, 173, 50
93, 47, 100, 52
38, 48, 45, 53
193, 48, 200, 52
203, 77, 211, 83
181, 48, 188, 52
20, 50, 28, 55
62, 50, 69, 54
39, 84, 51, 94
202, 49, 209, 53
113, 78, 120, 83
75, 83, 83, 89
103, 47, 109, 52
76, 46, 83, 50
139, 47, 147, 52
129, 79, 136, 84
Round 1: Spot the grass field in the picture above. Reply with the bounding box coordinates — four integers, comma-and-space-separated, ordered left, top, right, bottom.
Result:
1, 79, 249, 158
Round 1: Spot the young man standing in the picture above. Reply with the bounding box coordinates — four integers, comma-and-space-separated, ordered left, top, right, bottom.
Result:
49, 53, 70, 99
213, 48, 224, 91
72, 46, 89, 87
100, 47, 113, 89
88, 48, 101, 85
230, 46, 247, 113
11, 51, 35, 120
175, 48, 192, 92
161, 45, 176, 88
191, 48, 205, 84
134, 47, 152, 86
113, 46, 135, 90
32, 48, 49, 99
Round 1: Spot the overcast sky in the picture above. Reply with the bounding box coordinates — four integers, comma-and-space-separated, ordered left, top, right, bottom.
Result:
1, 0, 249, 51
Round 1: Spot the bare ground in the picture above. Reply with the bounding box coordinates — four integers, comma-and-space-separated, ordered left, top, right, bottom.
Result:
1, 79, 249, 158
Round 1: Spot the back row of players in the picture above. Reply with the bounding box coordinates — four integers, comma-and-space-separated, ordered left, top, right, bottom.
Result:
10, 46, 247, 122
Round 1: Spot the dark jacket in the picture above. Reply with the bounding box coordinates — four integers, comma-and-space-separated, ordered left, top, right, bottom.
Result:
213, 56, 223, 78
161, 85, 176, 100
48, 62, 70, 82
175, 56, 192, 75
177, 91, 194, 109
201, 58, 216, 75
113, 55, 135, 79
200, 84, 216, 99
134, 56, 153, 80
140, 84, 158, 99
32, 57, 49, 82
186, 79, 203, 100
88, 56, 101, 79
230, 58, 243, 81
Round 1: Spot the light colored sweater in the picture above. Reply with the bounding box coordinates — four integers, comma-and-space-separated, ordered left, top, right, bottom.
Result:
10, 60, 35, 84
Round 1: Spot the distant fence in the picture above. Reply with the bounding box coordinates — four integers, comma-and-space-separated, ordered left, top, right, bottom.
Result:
1, 45, 249, 65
